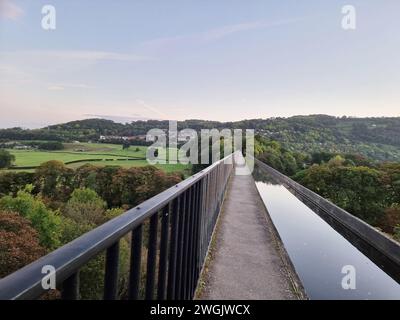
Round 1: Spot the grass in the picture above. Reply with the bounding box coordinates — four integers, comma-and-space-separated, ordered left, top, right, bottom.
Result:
6, 143, 189, 174
61, 143, 148, 158
8, 150, 122, 167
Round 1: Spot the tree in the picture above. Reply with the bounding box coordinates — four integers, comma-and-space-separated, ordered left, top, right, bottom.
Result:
122, 141, 130, 150
0, 171, 34, 197
63, 188, 107, 225
294, 164, 386, 224
35, 141, 64, 151
377, 206, 400, 234
34, 160, 74, 201
328, 155, 346, 167
0, 149, 15, 169
0, 188, 62, 249
0, 211, 46, 278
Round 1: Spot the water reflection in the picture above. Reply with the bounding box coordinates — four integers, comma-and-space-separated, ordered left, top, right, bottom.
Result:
253, 164, 400, 300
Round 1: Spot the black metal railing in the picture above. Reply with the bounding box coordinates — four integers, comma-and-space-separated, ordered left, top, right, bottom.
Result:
0, 154, 235, 300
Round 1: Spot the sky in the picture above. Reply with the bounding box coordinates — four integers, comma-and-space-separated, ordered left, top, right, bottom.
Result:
0, 0, 399, 128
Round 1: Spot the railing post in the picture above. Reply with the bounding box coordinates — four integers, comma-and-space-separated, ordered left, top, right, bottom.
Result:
61, 271, 79, 300
182, 189, 192, 299
157, 205, 170, 300
188, 183, 197, 298
103, 241, 120, 300
145, 213, 159, 300
128, 224, 143, 300
175, 192, 186, 299
167, 197, 180, 300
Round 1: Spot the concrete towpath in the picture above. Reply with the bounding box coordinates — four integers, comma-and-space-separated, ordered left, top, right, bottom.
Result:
199, 170, 304, 300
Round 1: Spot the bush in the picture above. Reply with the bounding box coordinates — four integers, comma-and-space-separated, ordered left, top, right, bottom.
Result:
0, 211, 46, 278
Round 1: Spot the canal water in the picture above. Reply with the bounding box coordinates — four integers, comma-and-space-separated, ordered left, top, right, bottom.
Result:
253, 164, 400, 300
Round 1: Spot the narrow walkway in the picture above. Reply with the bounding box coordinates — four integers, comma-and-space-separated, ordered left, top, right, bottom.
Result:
200, 172, 300, 300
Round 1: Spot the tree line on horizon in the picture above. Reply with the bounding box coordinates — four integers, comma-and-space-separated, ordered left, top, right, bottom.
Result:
1, 114, 400, 161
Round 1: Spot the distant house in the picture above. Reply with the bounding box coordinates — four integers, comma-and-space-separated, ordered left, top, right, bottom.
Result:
128, 135, 146, 141
100, 135, 145, 141
14, 145, 31, 150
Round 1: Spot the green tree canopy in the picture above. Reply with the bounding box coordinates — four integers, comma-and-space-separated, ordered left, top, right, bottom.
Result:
0, 149, 15, 169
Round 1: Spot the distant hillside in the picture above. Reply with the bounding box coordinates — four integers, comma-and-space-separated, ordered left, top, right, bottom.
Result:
1, 115, 400, 161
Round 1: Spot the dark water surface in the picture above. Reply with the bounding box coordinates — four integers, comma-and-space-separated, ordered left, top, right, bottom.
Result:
253, 165, 400, 300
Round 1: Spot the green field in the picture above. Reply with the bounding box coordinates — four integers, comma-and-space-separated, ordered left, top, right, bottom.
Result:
6, 143, 189, 174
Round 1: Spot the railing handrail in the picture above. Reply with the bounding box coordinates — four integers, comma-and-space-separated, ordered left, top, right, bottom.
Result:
0, 153, 235, 300
254, 157, 400, 269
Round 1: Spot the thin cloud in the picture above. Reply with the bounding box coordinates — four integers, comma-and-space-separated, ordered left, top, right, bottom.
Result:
47, 85, 65, 91
202, 18, 304, 41
140, 17, 305, 50
0, 0, 23, 20
47, 83, 96, 91
3, 50, 152, 62
136, 99, 168, 119
85, 114, 159, 122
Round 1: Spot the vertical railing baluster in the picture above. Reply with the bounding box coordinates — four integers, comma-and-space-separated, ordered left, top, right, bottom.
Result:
193, 183, 200, 296
157, 205, 170, 300
61, 271, 79, 300
128, 224, 143, 300
182, 189, 192, 299
167, 197, 180, 300
194, 180, 202, 289
104, 241, 120, 300
145, 213, 159, 300
175, 193, 186, 299
205, 174, 210, 258
187, 184, 196, 298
